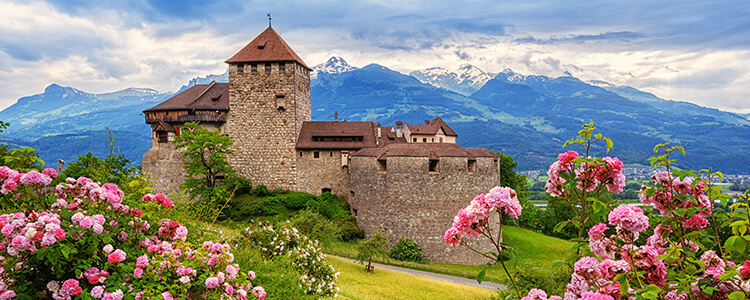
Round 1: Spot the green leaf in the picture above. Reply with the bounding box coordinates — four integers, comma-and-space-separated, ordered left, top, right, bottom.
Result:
735, 237, 748, 253
725, 236, 739, 253
619, 275, 629, 295
476, 269, 486, 284
61, 246, 71, 260
554, 220, 571, 233
728, 291, 746, 300
594, 133, 602, 139
605, 138, 613, 153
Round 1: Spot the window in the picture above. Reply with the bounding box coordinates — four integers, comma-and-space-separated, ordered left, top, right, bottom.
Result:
299, 151, 303, 157
378, 159, 387, 172
352, 208, 358, 217
468, 160, 476, 173
413, 138, 417, 142
423, 138, 427, 143
429, 160, 439, 173
157, 131, 168, 143
237, 64, 244, 75
440, 137, 443, 143
265, 65, 271, 74
431, 138, 434, 143
251, 65, 258, 75
313, 151, 320, 159
330, 152, 333, 157
279, 65, 286, 74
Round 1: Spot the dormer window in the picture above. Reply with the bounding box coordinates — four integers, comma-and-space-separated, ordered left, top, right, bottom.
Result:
211, 94, 221, 101
237, 64, 244, 75
265, 65, 271, 74
251, 65, 258, 75
257, 42, 266, 49
279, 65, 286, 74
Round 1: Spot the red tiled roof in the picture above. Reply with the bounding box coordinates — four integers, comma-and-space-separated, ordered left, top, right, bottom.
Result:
297, 121, 377, 149
377, 126, 408, 145
144, 82, 229, 112
405, 117, 457, 136
225, 27, 311, 70
351, 143, 497, 158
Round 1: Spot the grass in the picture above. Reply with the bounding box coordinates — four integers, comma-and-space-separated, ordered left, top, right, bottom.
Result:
325, 226, 575, 284
327, 256, 494, 300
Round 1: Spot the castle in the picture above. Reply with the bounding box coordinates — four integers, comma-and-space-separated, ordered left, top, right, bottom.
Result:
142, 25, 501, 264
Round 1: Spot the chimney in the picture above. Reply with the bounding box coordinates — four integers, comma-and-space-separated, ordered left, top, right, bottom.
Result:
395, 121, 403, 138
377, 122, 381, 138
334, 111, 339, 122
425, 119, 429, 125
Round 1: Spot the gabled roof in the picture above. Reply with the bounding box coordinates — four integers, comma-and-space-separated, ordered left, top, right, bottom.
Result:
405, 117, 457, 136
144, 82, 229, 112
351, 143, 497, 158
225, 26, 311, 70
296, 121, 377, 149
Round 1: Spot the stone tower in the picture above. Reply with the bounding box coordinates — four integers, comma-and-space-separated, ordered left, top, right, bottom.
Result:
224, 26, 312, 190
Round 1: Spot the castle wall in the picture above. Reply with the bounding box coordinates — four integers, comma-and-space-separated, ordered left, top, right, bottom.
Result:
296, 149, 350, 196
226, 62, 311, 191
348, 155, 501, 265
142, 123, 222, 195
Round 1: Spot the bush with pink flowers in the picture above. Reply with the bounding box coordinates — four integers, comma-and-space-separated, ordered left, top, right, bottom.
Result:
0, 167, 266, 299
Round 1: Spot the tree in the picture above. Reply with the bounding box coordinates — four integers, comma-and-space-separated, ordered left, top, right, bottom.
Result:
173, 122, 235, 199
356, 231, 389, 272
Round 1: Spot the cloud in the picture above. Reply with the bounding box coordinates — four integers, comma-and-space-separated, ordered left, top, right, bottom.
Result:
514, 31, 645, 45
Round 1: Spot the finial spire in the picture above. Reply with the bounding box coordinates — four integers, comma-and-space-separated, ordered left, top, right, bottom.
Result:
267, 13, 272, 27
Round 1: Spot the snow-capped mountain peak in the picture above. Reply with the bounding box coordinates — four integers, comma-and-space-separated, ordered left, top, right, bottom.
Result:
311, 57, 358, 78
409, 64, 491, 96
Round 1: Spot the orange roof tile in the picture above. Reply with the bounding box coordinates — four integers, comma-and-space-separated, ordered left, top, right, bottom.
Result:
144, 82, 229, 112
225, 27, 311, 70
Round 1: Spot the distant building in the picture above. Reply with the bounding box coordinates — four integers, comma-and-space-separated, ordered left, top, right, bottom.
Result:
142, 25, 500, 264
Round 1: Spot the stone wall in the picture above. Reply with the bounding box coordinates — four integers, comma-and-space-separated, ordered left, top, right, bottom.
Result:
296, 149, 350, 196
226, 62, 310, 191
348, 155, 500, 265
141, 123, 221, 195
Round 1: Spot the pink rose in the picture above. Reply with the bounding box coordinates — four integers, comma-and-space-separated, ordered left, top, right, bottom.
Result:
205, 277, 219, 289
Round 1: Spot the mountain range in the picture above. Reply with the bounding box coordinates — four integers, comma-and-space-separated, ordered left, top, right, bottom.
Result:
2, 56, 749, 174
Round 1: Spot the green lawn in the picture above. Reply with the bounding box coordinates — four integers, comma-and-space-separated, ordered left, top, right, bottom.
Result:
327, 256, 494, 300
326, 226, 575, 284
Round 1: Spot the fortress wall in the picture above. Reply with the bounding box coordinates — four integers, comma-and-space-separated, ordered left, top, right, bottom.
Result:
296, 149, 350, 196
348, 155, 501, 265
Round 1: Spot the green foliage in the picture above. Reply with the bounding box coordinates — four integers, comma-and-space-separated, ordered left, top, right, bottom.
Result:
336, 215, 365, 241
226, 176, 253, 194
173, 121, 235, 200
389, 238, 422, 262
356, 231, 390, 272
306, 192, 350, 219
4, 146, 44, 171
280, 193, 316, 210
290, 209, 342, 246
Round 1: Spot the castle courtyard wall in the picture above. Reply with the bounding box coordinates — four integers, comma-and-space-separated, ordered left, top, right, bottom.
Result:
348, 155, 501, 265
296, 149, 350, 196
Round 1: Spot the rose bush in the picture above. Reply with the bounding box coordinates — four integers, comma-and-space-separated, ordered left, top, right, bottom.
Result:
0, 166, 266, 299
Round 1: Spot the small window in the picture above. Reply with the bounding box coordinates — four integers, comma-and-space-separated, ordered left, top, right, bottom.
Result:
440, 137, 443, 143
279, 65, 286, 74
413, 138, 417, 142
468, 160, 476, 173
313, 151, 320, 159
431, 138, 434, 143
423, 138, 427, 143
157, 131, 168, 143
429, 160, 439, 173
188, 110, 195, 115
251, 65, 258, 75
378, 160, 387, 172
265, 65, 271, 74
237, 64, 244, 75
299, 151, 303, 157
352, 208, 358, 217
330, 152, 333, 157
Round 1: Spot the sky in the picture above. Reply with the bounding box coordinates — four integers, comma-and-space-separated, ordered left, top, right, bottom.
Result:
0, 0, 749, 113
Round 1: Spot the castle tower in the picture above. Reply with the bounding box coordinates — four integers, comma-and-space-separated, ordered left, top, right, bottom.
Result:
224, 26, 312, 190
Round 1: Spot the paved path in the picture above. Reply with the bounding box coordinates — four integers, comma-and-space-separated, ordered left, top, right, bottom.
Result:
330, 256, 507, 291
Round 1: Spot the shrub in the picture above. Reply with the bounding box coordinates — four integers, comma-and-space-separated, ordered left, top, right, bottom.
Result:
389, 238, 422, 262
227, 176, 253, 194
336, 215, 365, 241
0, 166, 267, 299
290, 209, 341, 246
252, 185, 273, 197
307, 192, 349, 219
280, 193, 316, 210
242, 221, 339, 297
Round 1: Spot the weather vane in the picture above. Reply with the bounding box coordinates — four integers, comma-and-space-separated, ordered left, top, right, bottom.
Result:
267, 13, 272, 27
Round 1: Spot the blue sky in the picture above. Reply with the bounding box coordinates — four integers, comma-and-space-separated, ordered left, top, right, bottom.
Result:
1, 0, 749, 113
